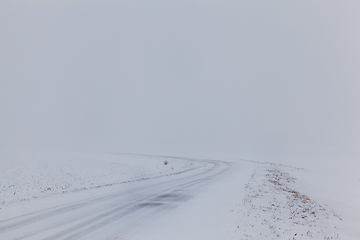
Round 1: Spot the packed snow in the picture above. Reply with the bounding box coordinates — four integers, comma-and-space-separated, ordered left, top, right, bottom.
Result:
0, 151, 359, 239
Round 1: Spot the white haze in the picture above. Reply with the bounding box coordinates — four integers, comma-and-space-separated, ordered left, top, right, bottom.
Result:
1, 1, 360, 167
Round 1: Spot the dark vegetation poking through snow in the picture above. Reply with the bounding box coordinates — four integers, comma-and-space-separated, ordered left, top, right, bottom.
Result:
239, 167, 343, 239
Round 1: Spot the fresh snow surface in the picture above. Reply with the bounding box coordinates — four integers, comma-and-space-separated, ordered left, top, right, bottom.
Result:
0, 151, 359, 239
0, 151, 202, 208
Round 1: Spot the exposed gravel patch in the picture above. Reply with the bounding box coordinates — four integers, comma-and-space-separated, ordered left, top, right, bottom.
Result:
238, 167, 343, 239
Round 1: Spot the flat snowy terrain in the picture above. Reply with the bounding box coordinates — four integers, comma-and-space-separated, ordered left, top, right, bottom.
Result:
0, 151, 201, 208
0, 151, 359, 239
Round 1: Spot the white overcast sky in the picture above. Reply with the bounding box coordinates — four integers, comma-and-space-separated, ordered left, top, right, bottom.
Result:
1, 1, 360, 163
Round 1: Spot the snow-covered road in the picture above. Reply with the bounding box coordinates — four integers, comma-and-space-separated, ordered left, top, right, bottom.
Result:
0, 155, 230, 240
0, 152, 358, 240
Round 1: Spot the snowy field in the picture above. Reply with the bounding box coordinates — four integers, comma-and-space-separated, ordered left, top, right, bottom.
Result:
0, 151, 203, 208
0, 151, 359, 239
2, 0, 360, 239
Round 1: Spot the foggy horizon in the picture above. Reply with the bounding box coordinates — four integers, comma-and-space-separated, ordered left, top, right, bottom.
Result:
1, 1, 360, 164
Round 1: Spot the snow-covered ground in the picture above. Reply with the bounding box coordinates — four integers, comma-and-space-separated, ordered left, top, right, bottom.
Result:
0, 151, 203, 208
0, 151, 359, 239
132, 160, 360, 240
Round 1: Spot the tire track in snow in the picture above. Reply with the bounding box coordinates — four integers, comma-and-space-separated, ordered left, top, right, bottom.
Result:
0, 156, 230, 240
